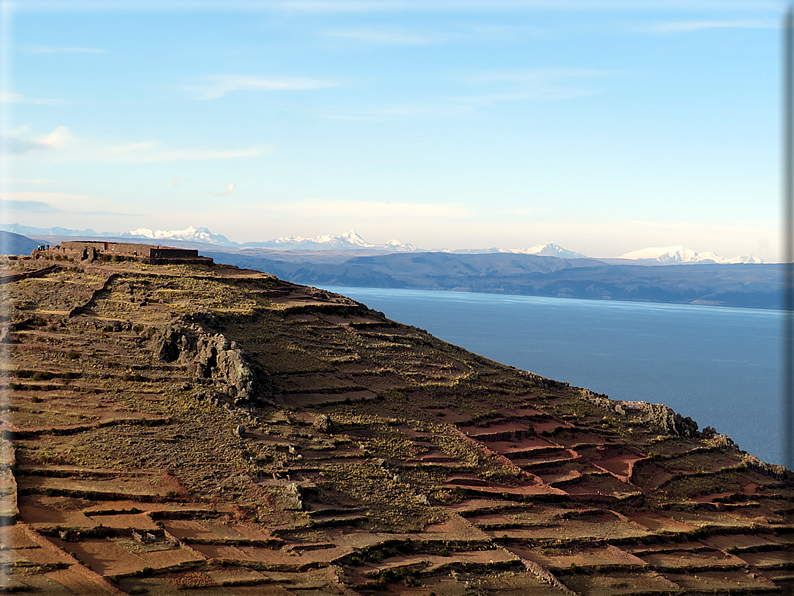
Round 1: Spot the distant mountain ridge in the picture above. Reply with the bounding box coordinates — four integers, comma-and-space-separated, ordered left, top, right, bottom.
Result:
201, 249, 783, 310
2, 223, 763, 263
1, 224, 780, 308
251, 230, 418, 252
619, 245, 763, 264
121, 225, 235, 246
507, 242, 587, 258
2, 223, 107, 238
0, 231, 42, 256
448, 243, 586, 258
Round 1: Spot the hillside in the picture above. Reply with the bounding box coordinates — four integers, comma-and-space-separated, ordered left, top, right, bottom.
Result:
0, 231, 43, 258
2, 249, 793, 595
202, 250, 784, 310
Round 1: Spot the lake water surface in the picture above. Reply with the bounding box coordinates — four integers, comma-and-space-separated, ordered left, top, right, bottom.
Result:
318, 286, 784, 466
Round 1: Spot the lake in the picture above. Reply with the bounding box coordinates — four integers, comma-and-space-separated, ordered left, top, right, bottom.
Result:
318, 286, 785, 466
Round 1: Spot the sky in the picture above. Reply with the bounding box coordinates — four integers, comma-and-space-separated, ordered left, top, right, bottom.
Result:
0, 0, 786, 259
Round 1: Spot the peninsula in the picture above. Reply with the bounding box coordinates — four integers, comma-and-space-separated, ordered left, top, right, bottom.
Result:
2, 243, 792, 594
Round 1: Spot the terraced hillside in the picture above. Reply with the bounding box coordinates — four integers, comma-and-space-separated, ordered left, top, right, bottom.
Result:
1, 252, 793, 595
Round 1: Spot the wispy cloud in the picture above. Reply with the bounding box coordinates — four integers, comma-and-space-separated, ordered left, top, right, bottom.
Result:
5, 126, 270, 163
0, 92, 60, 106
211, 184, 236, 196
325, 28, 443, 45
1, 178, 47, 185
171, 177, 187, 187
180, 75, 339, 100
2, 192, 138, 217
2, 200, 61, 213
10, 0, 774, 15
457, 67, 614, 105
322, 102, 473, 121
227, 1, 777, 13
25, 45, 108, 54
266, 200, 475, 219
320, 68, 608, 120
644, 19, 777, 33
100, 141, 267, 163
1, 126, 69, 155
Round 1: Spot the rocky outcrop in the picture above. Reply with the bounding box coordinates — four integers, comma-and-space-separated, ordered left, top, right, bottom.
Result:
621, 400, 700, 437
151, 318, 272, 407
743, 453, 790, 480
581, 390, 700, 438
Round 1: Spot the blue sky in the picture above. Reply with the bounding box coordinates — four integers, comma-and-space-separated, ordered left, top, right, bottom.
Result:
0, 0, 785, 259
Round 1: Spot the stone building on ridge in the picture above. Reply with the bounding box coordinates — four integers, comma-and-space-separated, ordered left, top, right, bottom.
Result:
54, 241, 213, 265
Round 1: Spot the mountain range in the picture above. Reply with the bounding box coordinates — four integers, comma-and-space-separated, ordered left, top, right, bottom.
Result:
619, 245, 763, 265
1, 223, 764, 263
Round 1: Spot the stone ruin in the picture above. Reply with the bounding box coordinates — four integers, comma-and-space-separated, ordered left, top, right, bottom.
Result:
41, 240, 213, 265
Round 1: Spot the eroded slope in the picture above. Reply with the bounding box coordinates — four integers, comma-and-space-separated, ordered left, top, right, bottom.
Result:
1, 254, 793, 595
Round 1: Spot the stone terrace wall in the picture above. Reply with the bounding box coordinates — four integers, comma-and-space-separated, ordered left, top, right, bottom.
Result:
151, 248, 199, 259
61, 241, 155, 258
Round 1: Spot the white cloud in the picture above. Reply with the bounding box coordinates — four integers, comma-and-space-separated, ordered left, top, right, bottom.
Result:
180, 75, 339, 100
1, 125, 63, 155
38, 126, 73, 150
172, 177, 187, 187
211, 184, 236, 196
5, 126, 270, 163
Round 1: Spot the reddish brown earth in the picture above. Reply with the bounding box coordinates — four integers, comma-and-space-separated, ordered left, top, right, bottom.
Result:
1, 249, 793, 594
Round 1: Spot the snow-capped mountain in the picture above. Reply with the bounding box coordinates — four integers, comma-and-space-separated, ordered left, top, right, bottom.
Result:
502, 243, 587, 258
249, 230, 418, 252
4, 222, 766, 264
122, 226, 235, 246
449, 243, 587, 258
619, 246, 763, 264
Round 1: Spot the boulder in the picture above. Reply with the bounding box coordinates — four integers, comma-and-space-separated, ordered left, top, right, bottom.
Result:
150, 320, 272, 405
313, 414, 333, 433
